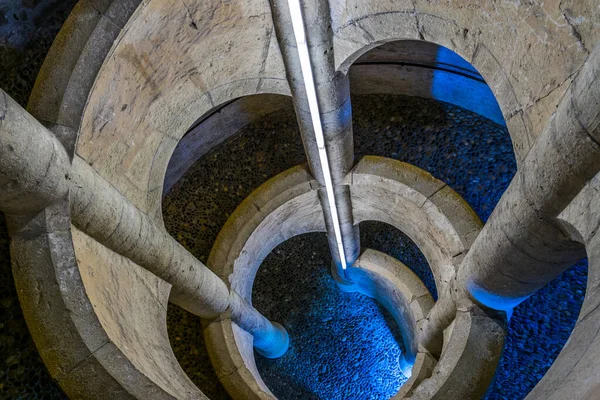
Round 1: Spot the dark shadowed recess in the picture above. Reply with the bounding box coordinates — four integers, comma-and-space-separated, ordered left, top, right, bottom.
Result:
0, 212, 67, 399
0, 1, 77, 398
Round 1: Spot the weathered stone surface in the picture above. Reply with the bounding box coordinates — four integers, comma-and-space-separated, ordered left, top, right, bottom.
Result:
270, 0, 360, 270
351, 156, 478, 289
0, 89, 70, 215
8, 202, 108, 381
4, 0, 599, 397
72, 226, 204, 399
70, 156, 231, 318
352, 156, 445, 201
27, 0, 104, 125
27, 0, 141, 155
207, 165, 321, 289
459, 46, 599, 306
349, 40, 506, 127
421, 49, 598, 361
428, 185, 482, 251
352, 249, 435, 361
206, 158, 479, 398
331, 0, 593, 161
394, 348, 436, 399
204, 319, 275, 399
76, 0, 289, 213
529, 169, 600, 400
407, 303, 505, 400
8, 200, 203, 399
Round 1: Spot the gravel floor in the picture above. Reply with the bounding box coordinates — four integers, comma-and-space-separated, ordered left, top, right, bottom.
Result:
253, 231, 408, 400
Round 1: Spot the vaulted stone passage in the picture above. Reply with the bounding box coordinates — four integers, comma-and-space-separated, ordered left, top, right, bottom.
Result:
0, 1, 599, 399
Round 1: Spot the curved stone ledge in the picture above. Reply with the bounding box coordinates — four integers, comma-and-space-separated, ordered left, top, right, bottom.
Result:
351, 156, 482, 290
8, 200, 205, 399
405, 301, 505, 400
27, 0, 142, 155
349, 249, 435, 376
527, 170, 600, 400
206, 156, 481, 399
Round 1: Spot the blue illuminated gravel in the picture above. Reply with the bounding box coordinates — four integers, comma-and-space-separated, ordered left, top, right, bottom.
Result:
254, 233, 409, 399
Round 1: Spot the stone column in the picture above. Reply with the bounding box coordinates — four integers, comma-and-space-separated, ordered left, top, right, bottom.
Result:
421, 45, 600, 356
270, 0, 360, 279
0, 88, 289, 358
69, 156, 230, 318
0, 90, 70, 214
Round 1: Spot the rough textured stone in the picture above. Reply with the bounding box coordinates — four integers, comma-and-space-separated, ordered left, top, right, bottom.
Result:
0, 212, 66, 398
270, 0, 360, 269
27, 0, 136, 137
6, 199, 206, 399
526, 170, 600, 400
351, 156, 476, 289
196, 154, 480, 398
459, 47, 599, 305
331, 0, 593, 162
352, 249, 435, 360
71, 226, 205, 399
76, 0, 290, 213
0, 89, 71, 215
5, 0, 599, 397
408, 303, 505, 400
70, 156, 231, 318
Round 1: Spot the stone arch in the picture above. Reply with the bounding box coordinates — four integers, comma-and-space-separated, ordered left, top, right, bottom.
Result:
346, 40, 506, 126
330, 1, 592, 164
338, 36, 528, 163
526, 173, 598, 399
30, 0, 291, 219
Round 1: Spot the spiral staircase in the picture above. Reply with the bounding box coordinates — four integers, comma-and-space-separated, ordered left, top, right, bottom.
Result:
0, 0, 599, 399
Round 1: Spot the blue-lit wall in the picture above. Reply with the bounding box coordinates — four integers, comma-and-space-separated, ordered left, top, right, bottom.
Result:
431, 46, 506, 127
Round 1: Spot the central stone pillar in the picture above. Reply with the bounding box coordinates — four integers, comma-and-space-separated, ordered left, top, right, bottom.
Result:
270, 0, 360, 278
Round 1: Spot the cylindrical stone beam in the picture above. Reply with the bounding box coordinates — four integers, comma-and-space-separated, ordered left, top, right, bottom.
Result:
421, 45, 600, 356
461, 45, 599, 307
69, 156, 230, 318
0, 88, 289, 358
270, 0, 360, 277
0, 90, 70, 215
229, 291, 290, 358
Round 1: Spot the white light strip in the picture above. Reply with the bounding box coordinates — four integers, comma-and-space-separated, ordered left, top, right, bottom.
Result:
287, 0, 347, 270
